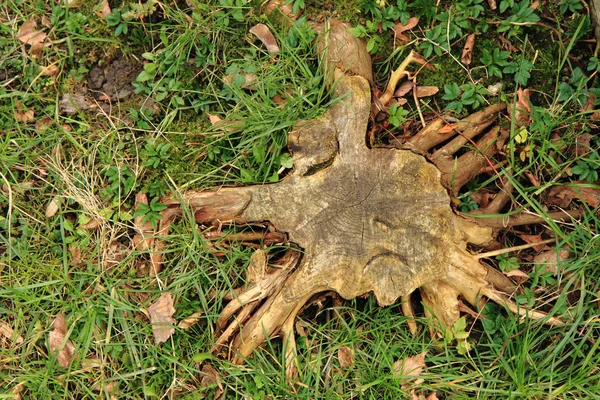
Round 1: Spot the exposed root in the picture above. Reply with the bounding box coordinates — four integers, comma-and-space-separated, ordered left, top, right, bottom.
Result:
401, 294, 418, 335
435, 127, 509, 194
470, 176, 514, 215
482, 288, 564, 326
474, 238, 556, 259
402, 103, 506, 154
464, 209, 584, 228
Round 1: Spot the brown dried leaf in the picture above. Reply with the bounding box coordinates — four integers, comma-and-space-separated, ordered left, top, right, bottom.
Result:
393, 351, 427, 385
207, 114, 222, 125
546, 184, 600, 208
207, 114, 243, 132
17, 20, 48, 57
223, 73, 257, 89
70, 244, 82, 265
133, 192, 153, 251
438, 123, 456, 134
513, 88, 532, 127
337, 346, 354, 369
487, 0, 497, 10
11, 384, 24, 400
505, 268, 530, 283
518, 234, 550, 252
249, 23, 280, 53
247, 248, 267, 282
461, 33, 476, 65
200, 364, 223, 398
178, 311, 204, 330
39, 64, 59, 76
415, 86, 439, 98
45, 196, 60, 218
264, 0, 297, 20
394, 81, 415, 97
0, 321, 24, 345
81, 356, 103, 370
392, 17, 419, 43
35, 116, 53, 132
499, 36, 518, 53
534, 249, 570, 275
48, 314, 76, 368
59, 93, 93, 115
95, 0, 111, 18
79, 218, 101, 230
148, 292, 176, 344
15, 108, 34, 123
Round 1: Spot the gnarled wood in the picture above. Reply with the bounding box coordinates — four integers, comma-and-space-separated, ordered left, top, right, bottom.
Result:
158, 20, 565, 374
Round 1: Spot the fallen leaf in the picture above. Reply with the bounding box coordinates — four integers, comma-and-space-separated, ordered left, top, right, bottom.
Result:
393, 351, 427, 385
15, 108, 34, 123
206, 114, 243, 132
70, 244, 82, 265
0, 321, 24, 345
534, 249, 570, 275
499, 36, 518, 53
571, 133, 593, 157
81, 356, 103, 370
148, 292, 176, 344
264, 0, 297, 20
505, 268, 530, 283
530, 0, 539, 9
59, 93, 93, 115
487, 82, 503, 96
95, 0, 111, 18
17, 20, 48, 57
35, 116, 53, 132
207, 113, 222, 125
223, 73, 257, 89
438, 123, 456, 134
546, 184, 600, 208
39, 64, 59, 76
518, 234, 550, 252
392, 17, 419, 43
133, 192, 153, 251
45, 196, 60, 218
200, 364, 224, 398
247, 248, 267, 282
394, 81, 415, 97
415, 86, 439, 98
178, 312, 204, 329
487, 0, 497, 10
10, 384, 24, 400
337, 346, 354, 369
523, 170, 539, 186
48, 313, 76, 368
79, 218, 101, 230
513, 88, 532, 127
461, 33, 476, 65
103, 241, 127, 269
249, 23, 280, 53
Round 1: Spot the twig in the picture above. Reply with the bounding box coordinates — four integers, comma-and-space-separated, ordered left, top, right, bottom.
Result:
474, 238, 556, 259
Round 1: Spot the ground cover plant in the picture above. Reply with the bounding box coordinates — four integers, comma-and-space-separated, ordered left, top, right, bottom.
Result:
1, 0, 600, 399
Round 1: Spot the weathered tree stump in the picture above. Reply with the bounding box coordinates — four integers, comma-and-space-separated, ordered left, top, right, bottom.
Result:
158, 20, 563, 377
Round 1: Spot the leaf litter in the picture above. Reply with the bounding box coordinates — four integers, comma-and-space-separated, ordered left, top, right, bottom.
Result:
146, 292, 176, 344
48, 313, 76, 368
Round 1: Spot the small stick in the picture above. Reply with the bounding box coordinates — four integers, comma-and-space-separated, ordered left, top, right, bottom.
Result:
475, 238, 556, 259
379, 51, 433, 106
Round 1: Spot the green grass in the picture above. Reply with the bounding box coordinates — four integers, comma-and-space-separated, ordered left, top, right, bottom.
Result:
2, 0, 600, 398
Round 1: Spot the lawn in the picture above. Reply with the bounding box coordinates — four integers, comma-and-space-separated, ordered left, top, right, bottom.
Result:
1, 0, 600, 398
